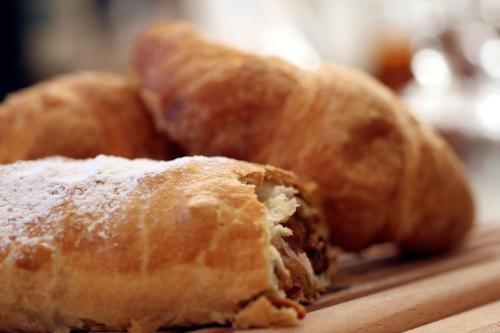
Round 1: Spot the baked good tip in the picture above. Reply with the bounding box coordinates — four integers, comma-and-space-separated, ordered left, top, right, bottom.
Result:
0, 71, 173, 164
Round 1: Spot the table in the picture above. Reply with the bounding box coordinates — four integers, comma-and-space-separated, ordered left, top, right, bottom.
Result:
188, 226, 500, 333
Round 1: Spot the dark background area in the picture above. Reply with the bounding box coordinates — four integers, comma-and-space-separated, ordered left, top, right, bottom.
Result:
0, 1, 29, 100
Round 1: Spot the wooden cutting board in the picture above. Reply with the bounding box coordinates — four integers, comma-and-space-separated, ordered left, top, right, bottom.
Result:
186, 226, 500, 333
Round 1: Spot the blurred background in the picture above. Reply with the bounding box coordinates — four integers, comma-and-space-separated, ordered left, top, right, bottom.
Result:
1, 0, 499, 224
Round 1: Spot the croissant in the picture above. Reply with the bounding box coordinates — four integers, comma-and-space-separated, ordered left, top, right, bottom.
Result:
132, 22, 474, 253
0, 155, 334, 331
0, 71, 173, 163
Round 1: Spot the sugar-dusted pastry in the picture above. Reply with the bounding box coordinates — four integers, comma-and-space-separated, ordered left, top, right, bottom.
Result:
0, 155, 334, 332
132, 22, 474, 253
0, 71, 173, 163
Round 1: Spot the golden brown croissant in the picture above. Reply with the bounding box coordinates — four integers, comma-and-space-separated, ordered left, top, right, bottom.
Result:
132, 22, 474, 253
0, 155, 334, 331
0, 71, 173, 163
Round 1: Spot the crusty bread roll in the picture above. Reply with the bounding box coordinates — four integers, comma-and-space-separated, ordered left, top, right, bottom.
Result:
0, 71, 173, 163
132, 22, 474, 253
0, 155, 334, 331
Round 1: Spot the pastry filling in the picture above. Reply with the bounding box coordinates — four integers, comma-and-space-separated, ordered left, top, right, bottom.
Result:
257, 182, 330, 303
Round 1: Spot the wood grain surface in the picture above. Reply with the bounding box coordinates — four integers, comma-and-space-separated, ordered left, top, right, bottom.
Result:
405, 300, 500, 333
187, 226, 500, 333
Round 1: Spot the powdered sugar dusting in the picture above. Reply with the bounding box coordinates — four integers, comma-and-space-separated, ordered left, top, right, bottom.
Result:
0, 155, 234, 245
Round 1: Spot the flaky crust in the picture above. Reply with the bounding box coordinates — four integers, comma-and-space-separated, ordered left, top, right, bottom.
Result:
132, 22, 474, 253
0, 71, 173, 163
0, 156, 325, 332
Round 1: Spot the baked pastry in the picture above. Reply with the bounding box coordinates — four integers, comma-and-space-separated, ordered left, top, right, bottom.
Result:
132, 22, 474, 253
0, 71, 173, 163
0, 155, 334, 331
